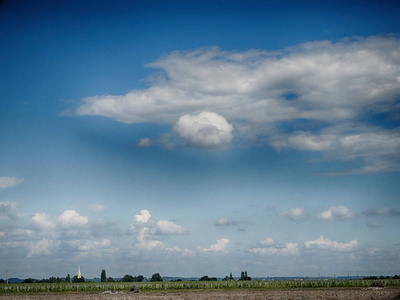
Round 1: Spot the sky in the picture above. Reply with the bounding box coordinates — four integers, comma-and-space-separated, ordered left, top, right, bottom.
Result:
1, 0, 400, 280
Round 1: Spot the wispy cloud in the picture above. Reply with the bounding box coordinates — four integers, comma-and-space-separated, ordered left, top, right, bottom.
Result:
215, 218, 249, 226
250, 237, 299, 256
363, 207, 400, 216
77, 36, 400, 173
0, 177, 24, 189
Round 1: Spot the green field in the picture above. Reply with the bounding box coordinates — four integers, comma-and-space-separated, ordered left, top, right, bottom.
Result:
1, 279, 400, 294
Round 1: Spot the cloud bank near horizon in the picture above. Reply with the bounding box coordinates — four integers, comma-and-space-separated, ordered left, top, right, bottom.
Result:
76, 36, 400, 173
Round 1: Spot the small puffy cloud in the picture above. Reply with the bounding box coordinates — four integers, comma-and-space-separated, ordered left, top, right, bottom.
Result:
304, 236, 358, 251
363, 207, 400, 216
317, 206, 355, 221
136, 138, 154, 147
30, 213, 56, 230
134, 209, 151, 224
201, 238, 230, 252
0, 177, 24, 189
173, 111, 233, 150
155, 220, 186, 235
0, 201, 19, 220
279, 207, 307, 221
250, 242, 299, 256
367, 221, 381, 227
58, 210, 88, 228
258, 237, 275, 246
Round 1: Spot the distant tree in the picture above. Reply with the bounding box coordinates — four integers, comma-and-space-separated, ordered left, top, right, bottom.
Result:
65, 274, 71, 283
239, 271, 251, 281
72, 275, 85, 283
133, 275, 144, 282
150, 273, 163, 282
122, 274, 135, 282
101, 269, 107, 282
22, 278, 35, 283
393, 275, 399, 279
199, 275, 210, 281
0, 279, 4, 283
107, 277, 115, 282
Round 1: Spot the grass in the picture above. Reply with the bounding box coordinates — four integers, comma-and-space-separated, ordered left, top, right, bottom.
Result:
0, 279, 399, 294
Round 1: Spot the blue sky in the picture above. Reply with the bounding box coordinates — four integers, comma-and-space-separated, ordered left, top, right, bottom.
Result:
1, 0, 400, 279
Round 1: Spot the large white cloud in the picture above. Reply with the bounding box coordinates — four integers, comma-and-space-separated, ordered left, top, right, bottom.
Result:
76, 36, 400, 173
0, 177, 24, 189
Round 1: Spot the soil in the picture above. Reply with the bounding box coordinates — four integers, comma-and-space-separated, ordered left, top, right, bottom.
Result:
1, 287, 400, 300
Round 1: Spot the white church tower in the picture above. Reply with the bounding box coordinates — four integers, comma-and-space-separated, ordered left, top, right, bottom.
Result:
77, 266, 81, 279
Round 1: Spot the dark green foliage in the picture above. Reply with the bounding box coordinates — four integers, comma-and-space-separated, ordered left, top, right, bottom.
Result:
199, 275, 218, 281
150, 273, 163, 282
122, 274, 135, 282
134, 275, 144, 282
22, 278, 35, 283
72, 275, 85, 283
239, 271, 251, 281
65, 274, 70, 283
107, 277, 115, 282
101, 269, 107, 282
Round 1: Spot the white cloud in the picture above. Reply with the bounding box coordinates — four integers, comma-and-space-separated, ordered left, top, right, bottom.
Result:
0, 201, 19, 220
250, 242, 299, 256
129, 210, 186, 252
27, 238, 59, 257
279, 207, 307, 221
304, 236, 358, 251
0, 177, 24, 189
173, 111, 233, 150
78, 239, 111, 251
182, 249, 195, 257
31, 213, 56, 230
201, 238, 230, 252
136, 137, 154, 147
258, 237, 275, 246
76, 36, 400, 173
317, 206, 355, 221
134, 209, 151, 224
58, 210, 88, 228
155, 220, 186, 235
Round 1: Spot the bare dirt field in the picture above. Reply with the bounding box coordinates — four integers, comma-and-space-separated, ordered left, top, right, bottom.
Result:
1, 288, 400, 300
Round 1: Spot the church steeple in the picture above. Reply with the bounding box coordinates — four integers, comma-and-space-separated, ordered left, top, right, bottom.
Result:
77, 266, 81, 279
